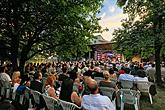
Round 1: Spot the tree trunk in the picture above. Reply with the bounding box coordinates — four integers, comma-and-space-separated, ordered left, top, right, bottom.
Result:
10, 34, 19, 71
11, 49, 19, 71
19, 58, 26, 75
154, 15, 163, 86
19, 40, 33, 75
154, 44, 162, 85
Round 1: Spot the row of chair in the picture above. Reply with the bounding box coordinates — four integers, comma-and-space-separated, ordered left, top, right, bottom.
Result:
99, 86, 140, 110
120, 80, 154, 105
30, 89, 81, 110
95, 77, 155, 110
0, 78, 154, 110
0, 80, 81, 110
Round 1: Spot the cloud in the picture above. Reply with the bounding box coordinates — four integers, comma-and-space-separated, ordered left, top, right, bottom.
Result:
109, 6, 115, 13
99, 13, 128, 41
100, 12, 106, 18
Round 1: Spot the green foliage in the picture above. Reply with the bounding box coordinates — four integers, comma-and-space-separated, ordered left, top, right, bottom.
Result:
115, 0, 165, 84
117, 0, 127, 7
0, 0, 104, 68
113, 0, 165, 60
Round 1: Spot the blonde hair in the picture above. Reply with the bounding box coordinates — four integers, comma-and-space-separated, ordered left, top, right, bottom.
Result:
103, 70, 110, 80
12, 71, 21, 84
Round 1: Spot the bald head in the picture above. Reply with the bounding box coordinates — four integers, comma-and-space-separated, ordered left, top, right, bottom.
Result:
87, 79, 99, 94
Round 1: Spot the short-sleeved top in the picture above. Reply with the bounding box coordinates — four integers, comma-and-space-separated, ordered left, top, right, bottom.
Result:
81, 94, 115, 110
118, 74, 135, 81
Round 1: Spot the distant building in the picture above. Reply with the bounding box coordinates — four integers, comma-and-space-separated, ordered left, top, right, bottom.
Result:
88, 35, 123, 62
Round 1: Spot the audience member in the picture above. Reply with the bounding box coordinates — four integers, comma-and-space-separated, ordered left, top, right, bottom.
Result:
59, 71, 74, 102
12, 71, 21, 85
109, 68, 117, 80
44, 75, 58, 100
118, 68, 134, 81
0, 66, 11, 82
134, 69, 148, 82
81, 79, 115, 110
30, 71, 43, 93
99, 70, 117, 90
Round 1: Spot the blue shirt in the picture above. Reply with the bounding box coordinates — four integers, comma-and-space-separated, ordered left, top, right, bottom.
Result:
118, 74, 135, 81
81, 94, 116, 110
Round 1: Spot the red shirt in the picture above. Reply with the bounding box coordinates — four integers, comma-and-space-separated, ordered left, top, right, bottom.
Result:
118, 70, 125, 74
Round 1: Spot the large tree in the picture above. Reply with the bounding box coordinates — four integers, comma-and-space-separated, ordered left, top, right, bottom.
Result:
0, 0, 104, 72
114, 0, 165, 85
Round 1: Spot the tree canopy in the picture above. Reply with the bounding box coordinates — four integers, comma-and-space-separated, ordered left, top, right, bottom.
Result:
0, 0, 104, 71
114, 0, 165, 84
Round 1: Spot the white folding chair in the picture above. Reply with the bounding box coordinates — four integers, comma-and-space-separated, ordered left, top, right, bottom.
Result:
147, 69, 156, 83
0, 80, 12, 99
59, 99, 81, 110
120, 80, 134, 89
13, 87, 28, 105
136, 81, 153, 104
110, 78, 118, 84
99, 87, 116, 108
42, 94, 59, 110
94, 77, 104, 84
12, 91, 16, 100
30, 90, 41, 105
24, 87, 33, 108
120, 89, 140, 110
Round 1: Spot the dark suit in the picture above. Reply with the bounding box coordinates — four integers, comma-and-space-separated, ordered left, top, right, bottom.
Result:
30, 80, 43, 93
30, 80, 45, 110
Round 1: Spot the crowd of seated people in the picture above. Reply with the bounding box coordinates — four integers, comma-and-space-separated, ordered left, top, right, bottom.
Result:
0, 60, 160, 110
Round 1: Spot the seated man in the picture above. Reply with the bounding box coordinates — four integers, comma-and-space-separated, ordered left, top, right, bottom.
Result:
118, 68, 135, 81
81, 79, 115, 110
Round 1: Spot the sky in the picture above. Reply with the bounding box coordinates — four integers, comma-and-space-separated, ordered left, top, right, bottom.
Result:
97, 0, 127, 41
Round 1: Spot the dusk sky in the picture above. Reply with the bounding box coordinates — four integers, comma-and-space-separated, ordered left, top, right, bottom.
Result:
97, 0, 127, 41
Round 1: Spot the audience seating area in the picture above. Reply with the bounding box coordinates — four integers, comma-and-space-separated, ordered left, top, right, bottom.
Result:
0, 61, 159, 110
0, 82, 81, 110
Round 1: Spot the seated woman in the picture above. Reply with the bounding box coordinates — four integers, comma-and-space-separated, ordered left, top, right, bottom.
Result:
99, 70, 118, 90
12, 71, 21, 85
71, 76, 82, 107
60, 70, 82, 107
134, 69, 148, 82
12, 71, 21, 93
44, 75, 58, 100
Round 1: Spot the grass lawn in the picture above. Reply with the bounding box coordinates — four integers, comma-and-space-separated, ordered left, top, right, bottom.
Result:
140, 86, 165, 110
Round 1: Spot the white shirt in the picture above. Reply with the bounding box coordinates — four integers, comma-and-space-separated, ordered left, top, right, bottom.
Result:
81, 94, 116, 110
13, 83, 20, 93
